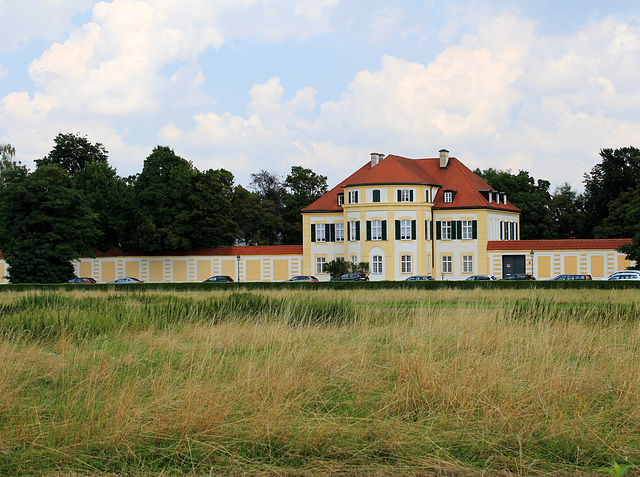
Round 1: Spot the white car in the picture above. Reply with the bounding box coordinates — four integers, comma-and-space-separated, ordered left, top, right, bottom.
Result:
108, 277, 144, 284
466, 275, 497, 281
605, 271, 640, 281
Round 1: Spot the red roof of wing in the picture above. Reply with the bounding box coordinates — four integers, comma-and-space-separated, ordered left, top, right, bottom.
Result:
302, 154, 520, 212
86, 245, 303, 258
487, 239, 631, 251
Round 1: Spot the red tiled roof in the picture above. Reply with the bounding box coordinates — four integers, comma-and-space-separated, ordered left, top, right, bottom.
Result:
87, 245, 303, 258
487, 239, 631, 251
302, 154, 520, 213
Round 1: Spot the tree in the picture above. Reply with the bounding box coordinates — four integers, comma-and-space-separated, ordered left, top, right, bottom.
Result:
0, 143, 26, 188
0, 165, 99, 283
549, 183, 587, 239
132, 146, 236, 251
582, 147, 640, 237
475, 168, 556, 239
249, 170, 286, 206
35, 133, 109, 177
282, 166, 328, 244
324, 259, 351, 279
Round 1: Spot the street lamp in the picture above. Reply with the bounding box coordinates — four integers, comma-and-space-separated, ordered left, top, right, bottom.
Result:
529, 250, 535, 276
236, 254, 241, 282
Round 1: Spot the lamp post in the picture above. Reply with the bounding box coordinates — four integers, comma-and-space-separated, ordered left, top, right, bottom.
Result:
529, 250, 535, 276
236, 254, 241, 282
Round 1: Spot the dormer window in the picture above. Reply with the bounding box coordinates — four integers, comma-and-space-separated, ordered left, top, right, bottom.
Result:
337, 193, 344, 206
443, 191, 454, 204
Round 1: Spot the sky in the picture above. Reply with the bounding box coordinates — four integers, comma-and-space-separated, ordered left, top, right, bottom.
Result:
2, 0, 640, 192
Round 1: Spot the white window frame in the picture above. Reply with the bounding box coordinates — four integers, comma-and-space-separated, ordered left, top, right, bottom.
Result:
441, 221, 452, 240
426, 220, 431, 240
348, 190, 359, 204
462, 255, 473, 274
350, 255, 358, 265
315, 224, 326, 242
372, 255, 383, 274
349, 221, 358, 241
444, 191, 453, 203
371, 219, 382, 241
442, 255, 452, 274
316, 257, 326, 274
400, 219, 411, 240
462, 220, 473, 240
400, 188, 412, 202
335, 223, 344, 242
401, 254, 412, 274
337, 194, 344, 206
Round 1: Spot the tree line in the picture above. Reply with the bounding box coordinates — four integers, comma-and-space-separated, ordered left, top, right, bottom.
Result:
0, 133, 327, 283
0, 134, 639, 282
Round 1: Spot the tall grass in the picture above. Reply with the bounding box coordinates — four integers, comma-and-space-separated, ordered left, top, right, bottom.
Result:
0, 288, 638, 475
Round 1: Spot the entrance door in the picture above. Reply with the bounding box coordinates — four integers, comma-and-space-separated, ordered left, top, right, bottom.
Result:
502, 255, 525, 278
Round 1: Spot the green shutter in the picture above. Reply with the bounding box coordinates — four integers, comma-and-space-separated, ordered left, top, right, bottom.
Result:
347, 223, 351, 241
311, 224, 316, 242
330, 223, 336, 242
382, 220, 387, 240
436, 221, 441, 240
410, 190, 414, 202
355, 222, 360, 241
366, 220, 371, 241
472, 220, 478, 240
425, 220, 429, 240
411, 220, 416, 240
395, 220, 401, 240
397, 190, 401, 202
455, 221, 462, 240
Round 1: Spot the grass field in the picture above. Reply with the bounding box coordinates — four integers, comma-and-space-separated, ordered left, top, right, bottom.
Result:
0, 287, 639, 476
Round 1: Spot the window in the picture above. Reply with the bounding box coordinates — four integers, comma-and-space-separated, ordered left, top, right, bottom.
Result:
350, 255, 358, 265
443, 191, 453, 203
462, 220, 473, 240
442, 256, 452, 274
462, 255, 473, 274
400, 219, 411, 240
316, 257, 326, 274
372, 255, 383, 274
425, 220, 431, 240
315, 224, 326, 242
371, 220, 382, 240
401, 255, 412, 274
335, 223, 344, 242
400, 189, 413, 202
441, 221, 452, 240
372, 190, 381, 202
348, 190, 359, 204
337, 194, 344, 206
349, 221, 359, 241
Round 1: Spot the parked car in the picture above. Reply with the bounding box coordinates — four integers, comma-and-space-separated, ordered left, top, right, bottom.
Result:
502, 274, 536, 280
405, 275, 435, 281
108, 277, 143, 284
332, 273, 369, 281
203, 275, 234, 282
287, 276, 318, 282
605, 270, 640, 281
553, 274, 592, 280
606, 272, 640, 281
466, 275, 497, 281
67, 277, 97, 284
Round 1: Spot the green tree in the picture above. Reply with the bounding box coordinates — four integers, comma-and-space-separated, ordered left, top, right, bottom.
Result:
0, 143, 26, 188
133, 146, 236, 251
35, 133, 109, 177
324, 259, 351, 279
282, 166, 328, 244
0, 165, 99, 283
550, 183, 587, 239
582, 147, 640, 237
232, 185, 263, 245
475, 168, 556, 239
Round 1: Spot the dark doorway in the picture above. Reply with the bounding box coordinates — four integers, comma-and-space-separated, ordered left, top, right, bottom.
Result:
502, 255, 525, 278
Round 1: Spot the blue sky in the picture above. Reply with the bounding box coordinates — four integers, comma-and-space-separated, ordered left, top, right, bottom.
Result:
2, 0, 640, 191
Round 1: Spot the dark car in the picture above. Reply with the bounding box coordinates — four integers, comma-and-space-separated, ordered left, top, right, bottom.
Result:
287, 276, 318, 282
503, 274, 536, 280
332, 273, 369, 281
405, 275, 435, 281
204, 275, 234, 283
553, 274, 592, 280
67, 277, 97, 284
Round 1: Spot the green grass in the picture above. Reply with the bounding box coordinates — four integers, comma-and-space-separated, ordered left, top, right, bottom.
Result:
0, 288, 638, 476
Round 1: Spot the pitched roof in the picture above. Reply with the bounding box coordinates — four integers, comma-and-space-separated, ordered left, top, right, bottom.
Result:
302, 154, 520, 213
486, 239, 631, 251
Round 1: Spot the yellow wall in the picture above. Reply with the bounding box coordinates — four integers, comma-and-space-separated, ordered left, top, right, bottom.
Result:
149, 260, 163, 282
538, 256, 551, 278
591, 256, 604, 277
222, 260, 236, 280
197, 260, 211, 281
564, 256, 577, 274
273, 259, 289, 281
79, 261, 92, 277
246, 259, 261, 281
619, 254, 631, 270
102, 262, 116, 282
173, 260, 187, 281
125, 260, 139, 279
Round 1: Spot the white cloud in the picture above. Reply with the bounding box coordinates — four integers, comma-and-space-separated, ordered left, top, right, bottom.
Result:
0, 63, 7, 79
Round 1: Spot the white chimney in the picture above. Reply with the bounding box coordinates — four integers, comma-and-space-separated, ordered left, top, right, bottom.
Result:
439, 149, 449, 168
370, 152, 383, 167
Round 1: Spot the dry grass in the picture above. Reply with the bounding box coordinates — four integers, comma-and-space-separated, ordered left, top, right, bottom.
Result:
0, 288, 638, 476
